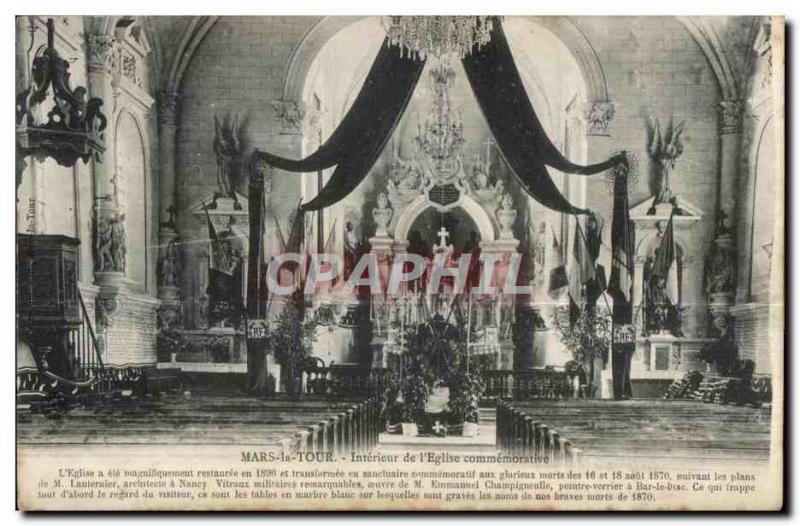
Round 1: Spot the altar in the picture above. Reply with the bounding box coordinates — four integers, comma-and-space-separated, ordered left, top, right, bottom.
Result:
306, 63, 525, 374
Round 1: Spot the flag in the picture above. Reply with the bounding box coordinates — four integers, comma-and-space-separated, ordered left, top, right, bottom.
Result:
607, 164, 635, 399
547, 227, 568, 300
568, 219, 596, 310
585, 213, 606, 308
204, 203, 239, 301
608, 173, 634, 303
650, 212, 679, 305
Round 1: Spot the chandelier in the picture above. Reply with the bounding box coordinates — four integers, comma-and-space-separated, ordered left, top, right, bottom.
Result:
415, 64, 465, 172
382, 16, 494, 60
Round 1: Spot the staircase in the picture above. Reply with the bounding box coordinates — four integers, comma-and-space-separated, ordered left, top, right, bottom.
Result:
17, 291, 112, 416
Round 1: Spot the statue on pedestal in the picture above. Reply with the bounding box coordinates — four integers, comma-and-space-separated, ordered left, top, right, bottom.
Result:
647, 117, 686, 205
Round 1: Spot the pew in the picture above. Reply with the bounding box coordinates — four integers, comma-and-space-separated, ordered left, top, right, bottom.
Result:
18, 393, 381, 456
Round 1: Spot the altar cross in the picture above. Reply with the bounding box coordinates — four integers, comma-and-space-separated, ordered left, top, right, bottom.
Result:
437, 226, 450, 248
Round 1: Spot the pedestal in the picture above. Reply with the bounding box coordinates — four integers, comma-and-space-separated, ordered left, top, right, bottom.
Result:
646, 333, 677, 372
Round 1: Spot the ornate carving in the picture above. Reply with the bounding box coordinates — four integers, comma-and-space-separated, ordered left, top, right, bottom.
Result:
705, 241, 736, 296
372, 193, 393, 238
118, 47, 142, 88
157, 90, 179, 125
249, 153, 275, 194
719, 100, 744, 135
86, 34, 117, 72
95, 297, 121, 330
754, 23, 772, 90
272, 99, 306, 134
583, 101, 615, 136
16, 19, 108, 167
157, 302, 183, 331
647, 117, 686, 205
94, 208, 126, 272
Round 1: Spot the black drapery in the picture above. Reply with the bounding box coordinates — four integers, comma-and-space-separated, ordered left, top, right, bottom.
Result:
608, 169, 635, 399
251, 39, 426, 212
461, 17, 624, 215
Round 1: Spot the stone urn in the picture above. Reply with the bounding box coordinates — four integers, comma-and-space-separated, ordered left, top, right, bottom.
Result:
372, 192, 393, 238
496, 193, 517, 239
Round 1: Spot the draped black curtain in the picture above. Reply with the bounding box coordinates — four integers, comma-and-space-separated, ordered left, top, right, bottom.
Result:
461, 17, 624, 215
251, 39, 426, 212
251, 17, 621, 216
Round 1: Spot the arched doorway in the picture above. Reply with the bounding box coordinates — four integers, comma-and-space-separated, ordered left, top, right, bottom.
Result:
407, 206, 481, 256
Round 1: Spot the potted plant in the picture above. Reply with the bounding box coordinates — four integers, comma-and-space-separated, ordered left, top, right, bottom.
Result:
448, 371, 484, 436
271, 293, 317, 397
553, 306, 610, 397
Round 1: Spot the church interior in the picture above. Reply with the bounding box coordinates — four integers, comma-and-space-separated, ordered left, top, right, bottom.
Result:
16, 15, 781, 463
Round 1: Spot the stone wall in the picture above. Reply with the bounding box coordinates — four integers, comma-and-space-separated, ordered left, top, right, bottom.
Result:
576, 16, 722, 337
174, 16, 321, 327
731, 304, 772, 374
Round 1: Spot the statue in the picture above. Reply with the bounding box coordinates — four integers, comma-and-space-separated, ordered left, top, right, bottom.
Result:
212, 113, 246, 208
644, 248, 683, 336
94, 210, 125, 272
647, 117, 686, 205
496, 193, 517, 239
706, 245, 734, 295
716, 208, 733, 236
159, 239, 181, 288
343, 221, 359, 280
372, 193, 393, 238
110, 213, 127, 272
94, 212, 114, 272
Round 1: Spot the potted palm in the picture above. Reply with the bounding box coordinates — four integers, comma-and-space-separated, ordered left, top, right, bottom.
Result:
554, 307, 610, 397
448, 371, 484, 436
271, 293, 317, 397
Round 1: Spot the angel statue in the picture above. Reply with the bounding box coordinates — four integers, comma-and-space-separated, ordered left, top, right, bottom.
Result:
647, 117, 686, 205
212, 114, 246, 208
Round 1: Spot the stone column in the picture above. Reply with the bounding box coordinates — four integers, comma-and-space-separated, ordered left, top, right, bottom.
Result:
156, 90, 182, 329
87, 33, 125, 289
86, 32, 124, 362
706, 100, 744, 336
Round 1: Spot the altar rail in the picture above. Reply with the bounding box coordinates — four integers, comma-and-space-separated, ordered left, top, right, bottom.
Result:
277, 397, 381, 457
303, 366, 389, 397
496, 400, 583, 465
484, 369, 572, 400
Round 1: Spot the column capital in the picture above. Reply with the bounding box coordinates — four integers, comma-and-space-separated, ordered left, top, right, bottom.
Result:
719, 100, 745, 135
582, 101, 616, 136
271, 99, 306, 135
86, 34, 118, 74
157, 90, 180, 125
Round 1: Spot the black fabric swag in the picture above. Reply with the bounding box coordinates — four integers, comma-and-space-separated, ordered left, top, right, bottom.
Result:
608, 171, 635, 399
251, 39, 426, 212
461, 17, 624, 215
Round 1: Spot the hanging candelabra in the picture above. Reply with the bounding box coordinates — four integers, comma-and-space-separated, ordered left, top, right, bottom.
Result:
414, 63, 465, 174
382, 16, 494, 60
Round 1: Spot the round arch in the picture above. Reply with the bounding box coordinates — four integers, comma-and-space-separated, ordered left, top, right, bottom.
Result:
113, 108, 152, 289
393, 194, 497, 246
282, 16, 611, 107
